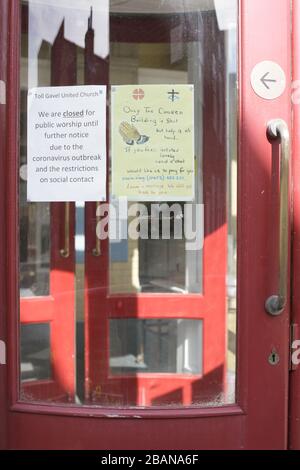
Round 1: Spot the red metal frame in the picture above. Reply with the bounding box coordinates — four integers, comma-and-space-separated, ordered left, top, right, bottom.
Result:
0, 0, 294, 450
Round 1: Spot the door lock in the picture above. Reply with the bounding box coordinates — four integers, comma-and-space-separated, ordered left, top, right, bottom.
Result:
268, 348, 280, 366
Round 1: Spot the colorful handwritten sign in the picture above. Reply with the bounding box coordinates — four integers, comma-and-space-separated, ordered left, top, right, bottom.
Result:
111, 85, 195, 201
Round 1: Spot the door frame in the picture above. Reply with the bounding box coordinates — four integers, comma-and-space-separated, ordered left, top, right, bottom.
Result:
0, 0, 294, 449
0, 0, 8, 452
289, 0, 300, 450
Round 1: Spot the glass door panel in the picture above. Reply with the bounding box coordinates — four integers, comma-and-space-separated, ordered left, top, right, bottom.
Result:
19, 0, 237, 408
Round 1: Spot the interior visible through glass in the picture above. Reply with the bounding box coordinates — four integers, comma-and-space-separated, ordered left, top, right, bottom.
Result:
110, 319, 203, 375
19, 0, 237, 407
20, 323, 51, 383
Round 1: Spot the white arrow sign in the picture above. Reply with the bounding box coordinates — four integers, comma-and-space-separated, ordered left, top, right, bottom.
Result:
251, 61, 286, 100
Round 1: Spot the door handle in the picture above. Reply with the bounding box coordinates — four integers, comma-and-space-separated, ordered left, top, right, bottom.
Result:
60, 202, 70, 258
265, 119, 290, 316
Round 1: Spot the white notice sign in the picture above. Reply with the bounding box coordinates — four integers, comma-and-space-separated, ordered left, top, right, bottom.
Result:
27, 85, 107, 202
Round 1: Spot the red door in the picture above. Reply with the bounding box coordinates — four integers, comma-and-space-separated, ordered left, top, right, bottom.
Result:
289, 0, 300, 450
0, 0, 296, 450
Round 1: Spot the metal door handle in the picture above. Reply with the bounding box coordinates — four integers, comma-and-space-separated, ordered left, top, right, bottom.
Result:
265, 119, 290, 316
60, 202, 70, 258
92, 201, 101, 257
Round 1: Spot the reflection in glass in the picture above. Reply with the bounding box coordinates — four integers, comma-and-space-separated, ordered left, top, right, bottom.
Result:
110, 319, 203, 375
109, 38, 203, 294
19, 0, 238, 407
20, 323, 51, 382
20, 88, 50, 297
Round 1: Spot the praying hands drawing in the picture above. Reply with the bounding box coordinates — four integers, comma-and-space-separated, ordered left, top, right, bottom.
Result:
119, 122, 149, 146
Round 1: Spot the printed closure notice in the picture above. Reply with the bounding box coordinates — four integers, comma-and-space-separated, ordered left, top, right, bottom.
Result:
111, 84, 195, 201
27, 85, 107, 202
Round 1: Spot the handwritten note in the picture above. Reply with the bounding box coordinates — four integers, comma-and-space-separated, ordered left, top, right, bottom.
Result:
111, 85, 195, 201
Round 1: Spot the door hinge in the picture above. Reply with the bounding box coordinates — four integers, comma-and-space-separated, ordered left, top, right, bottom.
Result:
290, 323, 300, 371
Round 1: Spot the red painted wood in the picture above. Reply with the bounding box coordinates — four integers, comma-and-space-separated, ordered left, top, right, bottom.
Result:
289, 0, 300, 451
11, 401, 243, 420
48, 19, 77, 402
20, 298, 54, 323
0, 0, 293, 450
237, 0, 291, 448
6, 0, 22, 414
83, 15, 110, 404
7, 409, 245, 450
0, 0, 8, 452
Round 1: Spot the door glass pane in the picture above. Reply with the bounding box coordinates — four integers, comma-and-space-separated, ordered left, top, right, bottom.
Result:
109, 37, 203, 295
110, 319, 203, 375
20, 42, 51, 298
20, 323, 51, 382
19, 0, 238, 408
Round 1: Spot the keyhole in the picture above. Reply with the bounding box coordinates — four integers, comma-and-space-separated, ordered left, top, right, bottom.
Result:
268, 349, 280, 365
271, 353, 277, 363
